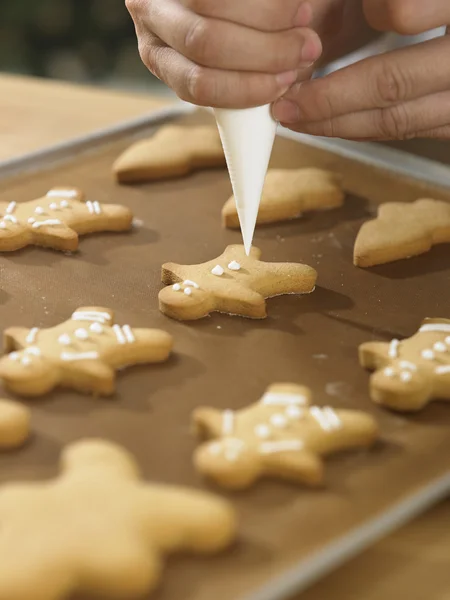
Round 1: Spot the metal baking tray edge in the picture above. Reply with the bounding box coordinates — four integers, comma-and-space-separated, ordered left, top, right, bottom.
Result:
1, 99, 449, 599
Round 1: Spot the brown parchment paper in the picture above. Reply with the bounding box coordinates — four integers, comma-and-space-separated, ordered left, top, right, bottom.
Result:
0, 111, 449, 600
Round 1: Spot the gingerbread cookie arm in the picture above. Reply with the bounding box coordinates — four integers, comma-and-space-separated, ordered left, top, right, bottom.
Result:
70, 203, 133, 235
61, 360, 116, 396
359, 341, 392, 370
3, 327, 31, 351
214, 286, 267, 319
192, 407, 225, 439
254, 261, 317, 296
129, 329, 173, 363
262, 448, 324, 486
31, 222, 79, 252
0, 227, 32, 252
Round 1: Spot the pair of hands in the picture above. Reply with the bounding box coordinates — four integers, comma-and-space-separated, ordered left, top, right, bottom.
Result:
127, 0, 450, 141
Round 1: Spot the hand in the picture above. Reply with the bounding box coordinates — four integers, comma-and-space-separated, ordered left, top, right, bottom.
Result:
125, 0, 322, 108
272, 0, 450, 140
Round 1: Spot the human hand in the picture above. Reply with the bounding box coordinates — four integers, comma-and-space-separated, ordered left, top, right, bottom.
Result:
272, 0, 450, 140
125, 0, 322, 108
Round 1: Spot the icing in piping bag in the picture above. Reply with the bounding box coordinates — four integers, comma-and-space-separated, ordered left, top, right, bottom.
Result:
214, 105, 277, 255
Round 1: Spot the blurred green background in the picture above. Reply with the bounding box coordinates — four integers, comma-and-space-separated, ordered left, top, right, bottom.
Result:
0, 0, 168, 92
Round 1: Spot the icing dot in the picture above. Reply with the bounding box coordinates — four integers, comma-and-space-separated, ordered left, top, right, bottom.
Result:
9, 352, 19, 361
285, 405, 303, 419
211, 265, 224, 276
434, 342, 447, 353
384, 367, 395, 377
421, 349, 435, 360
270, 413, 288, 428
58, 334, 71, 346
183, 280, 199, 289
254, 424, 271, 439
0, 223, 6, 229
400, 371, 412, 382
35, 207, 45, 215
228, 260, 241, 271
49, 202, 58, 210
90, 323, 103, 334
75, 328, 89, 340
184, 287, 192, 296
60, 200, 69, 208
445, 337, 450, 346
21, 356, 32, 366
25, 346, 41, 356
28, 217, 35, 224
172, 283, 181, 291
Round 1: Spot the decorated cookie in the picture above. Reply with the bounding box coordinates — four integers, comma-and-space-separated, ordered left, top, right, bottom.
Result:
0, 307, 173, 397
193, 383, 378, 490
0, 399, 30, 449
0, 188, 132, 252
222, 168, 344, 228
159, 245, 317, 320
113, 124, 226, 183
0, 438, 236, 600
360, 318, 450, 411
354, 198, 450, 267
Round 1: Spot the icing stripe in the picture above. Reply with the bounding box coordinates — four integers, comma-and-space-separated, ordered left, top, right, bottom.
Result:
25, 328, 39, 344
260, 440, 304, 454
72, 311, 111, 323
122, 325, 135, 343
262, 392, 308, 406
435, 365, 450, 374
32, 219, 62, 229
61, 351, 99, 361
222, 410, 234, 435
47, 189, 78, 199
4, 215, 18, 223
113, 324, 126, 345
93, 201, 102, 214
388, 339, 399, 358
419, 323, 450, 334
310, 406, 341, 432
6, 202, 16, 214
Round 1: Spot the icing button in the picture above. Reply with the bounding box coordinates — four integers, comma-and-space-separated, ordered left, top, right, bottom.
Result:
434, 341, 447, 353
400, 371, 412, 382
58, 334, 71, 346
421, 349, 435, 360
172, 284, 181, 291
228, 261, 241, 271
254, 424, 271, 439
285, 405, 303, 419
90, 323, 103, 334
270, 413, 288, 428
184, 287, 192, 296
75, 328, 89, 340
211, 265, 224, 276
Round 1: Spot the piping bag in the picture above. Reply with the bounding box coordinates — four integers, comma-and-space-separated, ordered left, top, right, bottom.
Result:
214, 105, 277, 255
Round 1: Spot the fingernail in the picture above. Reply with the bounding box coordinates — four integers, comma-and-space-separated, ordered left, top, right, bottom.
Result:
301, 35, 322, 64
272, 99, 300, 124
275, 70, 297, 90
295, 2, 313, 27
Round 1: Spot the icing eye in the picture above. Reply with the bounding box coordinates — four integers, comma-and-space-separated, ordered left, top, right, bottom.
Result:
49, 202, 58, 210
35, 207, 45, 215
421, 349, 434, 360
172, 284, 181, 291
58, 334, 71, 346
90, 323, 103, 334
21, 356, 32, 366
9, 352, 19, 361
270, 413, 288, 428
74, 328, 89, 340
60, 200, 70, 208
184, 287, 192, 296
384, 367, 395, 377
211, 265, 224, 276
433, 342, 447, 353
254, 424, 271, 439
400, 371, 412, 382
285, 405, 303, 419
228, 260, 241, 271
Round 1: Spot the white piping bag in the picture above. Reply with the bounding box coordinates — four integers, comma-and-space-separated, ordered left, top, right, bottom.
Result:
214, 105, 277, 255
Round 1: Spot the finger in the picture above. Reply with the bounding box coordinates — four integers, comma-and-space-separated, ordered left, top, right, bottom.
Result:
272, 36, 450, 124
137, 33, 299, 108
278, 91, 450, 140
180, 0, 313, 31
363, 0, 450, 35
141, 0, 321, 73
415, 125, 450, 139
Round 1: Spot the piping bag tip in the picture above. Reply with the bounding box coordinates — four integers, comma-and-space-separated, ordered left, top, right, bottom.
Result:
214, 105, 277, 254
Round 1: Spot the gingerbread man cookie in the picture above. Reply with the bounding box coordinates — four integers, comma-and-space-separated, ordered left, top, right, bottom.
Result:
0, 187, 132, 252
113, 124, 226, 183
222, 168, 344, 228
0, 307, 173, 396
193, 383, 378, 490
354, 198, 450, 267
0, 399, 30, 449
159, 245, 317, 320
360, 318, 450, 411
0, 439, 236, 600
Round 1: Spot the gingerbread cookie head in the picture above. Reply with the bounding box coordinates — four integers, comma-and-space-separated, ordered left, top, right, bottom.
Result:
0, 438, 236, 600
159, 245, 317, 320
359, 318, 450, 411
0, 307, 173, 397
193, 383, 378, 490
0, 188, 132, 252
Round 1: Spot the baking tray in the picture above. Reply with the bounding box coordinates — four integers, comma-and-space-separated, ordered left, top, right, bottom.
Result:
0, 106, 449, 600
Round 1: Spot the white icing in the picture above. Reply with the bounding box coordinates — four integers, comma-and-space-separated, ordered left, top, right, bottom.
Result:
3, 215, 17, 223
436, 365, 450, 374
32, 219, 62, 229
419, 323, 450, 334
208, 442, 222, 456
399, 361, 417, 371
270, 413, 287, 428
228, 260, 241, 271
72, 311, 111, 323
75, 328, 89, 340
285, 405, 303, 419
9, 352, 19, 361
388, 339, 399, 358
184, 287, 192, 296
211, 265, 224, 276
28, 217, 35, 224
6, 202, 16, 214
113, 324, 126, 345
260, 440, 304, 454
384, 367, 395, 377
172, 284, 181, 291
222, 410, 234, 435
262, 392, 307, 406
434, 342, 447, 353
25, 346, 41, 356
400, 371, 412, 382
0, 223, 6, 229
421, 349, 434, 360
21, 356, 32, 366
49, 202, 59, 210
446, 337, 450, 345
86, 201, 94, 214
25, 327, 39, 344
35, 207, 45, 215
122, 325, 135, 343
60, 200, 70, 209
223, 439, 245, 462
183, 280, 199, 289
47, 189, 78, 199
61, 351, 99, 361
93, 201, 101, 214
254, 424, 271, 439
310, 406, 342, 432
90, 323, 103, 334
58, 333, 71, 346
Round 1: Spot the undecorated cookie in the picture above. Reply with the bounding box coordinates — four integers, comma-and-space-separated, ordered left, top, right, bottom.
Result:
0, 399, 30, 449
193, 383, 378, 490
354, 198, 450, 267
159, 244, 317, 320
0, 438, 236, 600
360, 318, 450, 412
0, 188, 132, 252
0, 307, 173, 397
113, 124, 226, 183
222, 168, 344, 228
